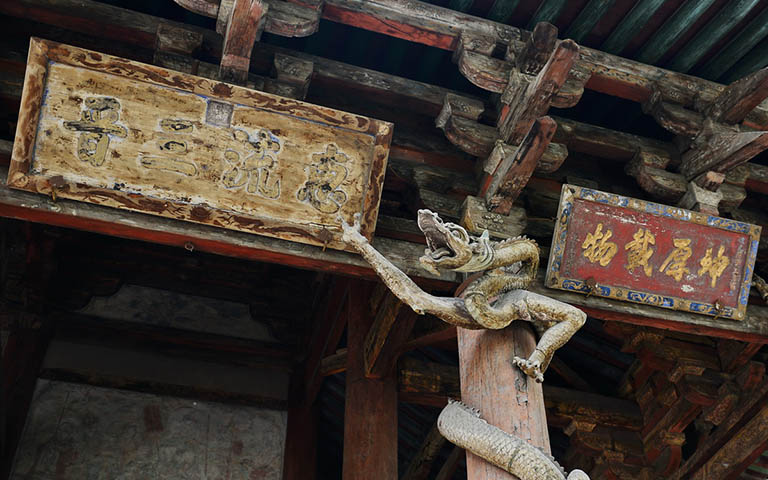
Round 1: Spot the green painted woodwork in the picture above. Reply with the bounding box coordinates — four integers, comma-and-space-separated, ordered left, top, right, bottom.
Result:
487, 0, 520, 23
601, 0, 665, 54
666, 0, 760, 73
565, 0, 616, 42
635, 0, 715, 65
696, 6, 768, 80
724, 36, 768, 83
527, 0, 567, 29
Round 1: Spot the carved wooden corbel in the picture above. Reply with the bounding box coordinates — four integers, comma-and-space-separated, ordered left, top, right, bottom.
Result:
263, 53, 313, 100
452, 27, 586, 109
153, 22, 203, 74
219, 0, 268, 84
498, 39, 579, 144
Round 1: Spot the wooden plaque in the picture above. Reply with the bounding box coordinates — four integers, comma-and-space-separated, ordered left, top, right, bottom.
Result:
9, 38, 392, 251
546, 185, 760, 320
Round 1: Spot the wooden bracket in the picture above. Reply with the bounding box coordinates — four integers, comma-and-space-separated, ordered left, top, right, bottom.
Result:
699, 66, 768, 125
485, 116, 557, 214
263, 53, 313, 99
219, 0, 268, 84
513, 22, 558, 75
498, 40, 579, 144
452, 30, 586, 108
680, 119, 768, 181
153, 22, 203, 74
677, 181, 722, 216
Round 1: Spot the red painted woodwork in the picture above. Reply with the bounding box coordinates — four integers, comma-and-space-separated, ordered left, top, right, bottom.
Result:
342, 283, 398, 480
561, 198, 754, 313
458, 323, 550, 480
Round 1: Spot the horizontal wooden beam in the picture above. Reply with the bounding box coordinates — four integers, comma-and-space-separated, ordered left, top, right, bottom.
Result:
398, 357, 644, 431
2, 168, 766, 340
8, 0, 768, 131
0, 166, 460, 287
317, 0, 768, 128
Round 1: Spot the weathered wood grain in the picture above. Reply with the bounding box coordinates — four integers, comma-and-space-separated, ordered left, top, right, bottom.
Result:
2, 165, 767, 340
343, 283, 399, 480
499, 40, 578, 144
458, 323, 550, 479
219, 0, 267, 84
485, 116, 557, 214
9, 38, 392, 252
680, 126, 768, 180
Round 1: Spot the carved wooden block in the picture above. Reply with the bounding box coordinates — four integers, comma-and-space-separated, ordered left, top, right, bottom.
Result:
9, 38, 392, 252
546, 185, 761, 320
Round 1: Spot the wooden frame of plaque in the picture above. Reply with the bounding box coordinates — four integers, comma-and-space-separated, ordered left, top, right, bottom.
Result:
9, 38, 392, 252
546, 185, 761, 320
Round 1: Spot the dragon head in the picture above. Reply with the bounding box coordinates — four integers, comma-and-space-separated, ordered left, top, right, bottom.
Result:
418, 209, 492, 276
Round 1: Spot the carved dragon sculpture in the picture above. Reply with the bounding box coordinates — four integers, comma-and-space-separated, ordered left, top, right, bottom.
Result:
340, 210, 590, 479
439, 400, 589, 480
340, 209, 586, 382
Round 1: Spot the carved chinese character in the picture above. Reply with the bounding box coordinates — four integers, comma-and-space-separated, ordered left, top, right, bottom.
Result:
582, 223, 617, 266
297, 144, 350, 214
625, 228, 655, 277
698, 245, 730, 288
138, 119, 198, 176
63, 97, 127, 166
221, 128, 282, 199
659, 238, 692, 282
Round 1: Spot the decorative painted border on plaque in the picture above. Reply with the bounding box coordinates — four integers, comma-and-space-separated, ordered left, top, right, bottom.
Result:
546, 185, 761, 320
9, 38, 393, 252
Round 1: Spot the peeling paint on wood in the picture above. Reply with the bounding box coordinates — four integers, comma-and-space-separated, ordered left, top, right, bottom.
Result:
9, 38, 392, 252
546, 185, 761, 320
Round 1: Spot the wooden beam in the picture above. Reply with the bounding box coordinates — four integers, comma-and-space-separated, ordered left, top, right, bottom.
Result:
303, 278, 350, 405
401, 421, 447, 480
515, 22, 558, 75
680, 125, 768, 180
484, 116, 557, 214
283, 403, 318, 480
458, 323, 550, 479
1, 320, 50, 480
220, 0, 266, 83
703, 67, 768, 125
498, 40, 579, 144
342, 283, 398, 480
365, 299, 417, 378
672, 380, 768, 480
690, 402, 768, 480
8, 0, 768, 129
1, 169, 767, 342
0, 166, 459, 286
435, 445, 463, 480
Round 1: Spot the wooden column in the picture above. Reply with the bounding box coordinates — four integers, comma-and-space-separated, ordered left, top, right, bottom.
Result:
282, 404, 317, 480
342, 283, 398, 480
458, 323, 550, 479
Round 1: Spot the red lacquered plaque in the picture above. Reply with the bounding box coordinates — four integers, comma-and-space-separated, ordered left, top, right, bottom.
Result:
546, 185, 760, 320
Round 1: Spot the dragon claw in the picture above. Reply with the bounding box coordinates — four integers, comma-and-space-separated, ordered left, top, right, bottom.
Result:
339, 213, 366, 245
512, 356, 544, 383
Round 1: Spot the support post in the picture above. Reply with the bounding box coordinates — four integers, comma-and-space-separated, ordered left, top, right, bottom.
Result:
458, 323, 550, 479
342, 283, 398, 480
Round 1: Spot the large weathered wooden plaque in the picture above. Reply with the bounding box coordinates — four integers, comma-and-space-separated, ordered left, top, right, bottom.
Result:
9, 38, 392, 251
546, 185, 760, 320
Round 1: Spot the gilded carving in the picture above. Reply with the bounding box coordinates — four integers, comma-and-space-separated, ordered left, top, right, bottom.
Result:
297, 144, 349, 213
582, 223, 617, 266
624, 228, 655, 276
659, 238, 692, 282
698, 245, 730, 287
221, 128, 282, 199
63, 97, 127, 166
